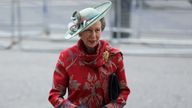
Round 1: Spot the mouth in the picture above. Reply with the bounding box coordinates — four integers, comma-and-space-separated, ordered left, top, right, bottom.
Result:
89, 40, 97, 44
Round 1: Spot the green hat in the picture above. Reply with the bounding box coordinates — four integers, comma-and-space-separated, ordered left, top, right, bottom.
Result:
64, 1, 112, 39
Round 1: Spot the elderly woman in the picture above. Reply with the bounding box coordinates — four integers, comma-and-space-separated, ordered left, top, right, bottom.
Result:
48, 1, 130, 108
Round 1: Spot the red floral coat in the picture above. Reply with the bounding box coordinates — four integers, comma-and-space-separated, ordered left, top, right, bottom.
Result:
48, 40, 130, 108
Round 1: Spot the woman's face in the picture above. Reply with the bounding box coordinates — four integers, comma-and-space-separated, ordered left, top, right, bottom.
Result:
79, 21, 102, 48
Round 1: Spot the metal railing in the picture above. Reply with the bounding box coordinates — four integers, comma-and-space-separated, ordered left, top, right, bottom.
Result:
0, 0, 192, 56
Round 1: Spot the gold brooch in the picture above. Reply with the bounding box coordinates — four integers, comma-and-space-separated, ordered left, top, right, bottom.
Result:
102, 50, 110, 62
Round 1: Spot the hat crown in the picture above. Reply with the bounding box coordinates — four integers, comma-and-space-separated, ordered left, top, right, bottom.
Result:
80, 8, 100, 21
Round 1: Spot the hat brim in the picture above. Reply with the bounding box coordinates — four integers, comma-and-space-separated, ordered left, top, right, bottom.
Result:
64, 1, 112, 39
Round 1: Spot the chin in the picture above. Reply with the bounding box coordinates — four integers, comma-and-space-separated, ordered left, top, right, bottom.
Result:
88, 44, 97, 48
87, 42, 98, 48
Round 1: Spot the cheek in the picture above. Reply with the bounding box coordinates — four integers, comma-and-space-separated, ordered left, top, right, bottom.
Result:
80, 35, 88, 43
96, 33, 101, 39
79, 33, 86, 39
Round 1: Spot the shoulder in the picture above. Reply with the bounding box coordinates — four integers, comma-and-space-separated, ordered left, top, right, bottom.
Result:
100, 39, 123, 61
105, 44, 123, 58
60, 45, 78, 57
59, 45, 78, 67
105, 45, 124, 66
100, 40, 122, 56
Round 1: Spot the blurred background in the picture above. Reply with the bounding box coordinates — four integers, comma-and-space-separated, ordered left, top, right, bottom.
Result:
0, 0, 192, 108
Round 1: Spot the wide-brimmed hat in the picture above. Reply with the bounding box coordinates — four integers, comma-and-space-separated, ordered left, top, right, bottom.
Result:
64, 1, 112, 39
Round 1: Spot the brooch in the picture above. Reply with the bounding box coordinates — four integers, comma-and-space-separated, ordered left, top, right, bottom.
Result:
102, 50, 110, 62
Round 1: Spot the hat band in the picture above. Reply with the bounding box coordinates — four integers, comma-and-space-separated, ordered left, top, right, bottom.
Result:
68, 12, 99, 34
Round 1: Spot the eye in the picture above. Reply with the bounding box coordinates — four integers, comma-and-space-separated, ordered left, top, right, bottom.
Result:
95, 29, 101, 32
84, 29, 92, 33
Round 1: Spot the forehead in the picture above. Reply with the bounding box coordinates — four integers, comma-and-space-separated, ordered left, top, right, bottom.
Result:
86, 21, 101, 29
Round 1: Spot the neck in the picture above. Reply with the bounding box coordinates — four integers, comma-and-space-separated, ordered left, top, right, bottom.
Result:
85, 46, 97, 54
79, 39, 99, 54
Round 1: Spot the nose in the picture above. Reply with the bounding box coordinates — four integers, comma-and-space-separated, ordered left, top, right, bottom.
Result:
90, 31, 97, 39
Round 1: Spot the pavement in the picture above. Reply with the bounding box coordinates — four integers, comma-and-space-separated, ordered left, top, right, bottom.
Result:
0, 44, 192, 108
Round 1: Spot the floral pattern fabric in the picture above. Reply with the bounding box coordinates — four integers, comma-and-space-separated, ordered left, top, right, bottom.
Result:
48, 40, 130, 108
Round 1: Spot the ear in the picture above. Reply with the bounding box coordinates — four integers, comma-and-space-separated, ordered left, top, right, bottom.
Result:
79, 31, 85, 38
78, 33, 82, 38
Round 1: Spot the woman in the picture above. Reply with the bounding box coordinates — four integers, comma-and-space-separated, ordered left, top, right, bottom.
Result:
48, 1, 130, 108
